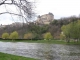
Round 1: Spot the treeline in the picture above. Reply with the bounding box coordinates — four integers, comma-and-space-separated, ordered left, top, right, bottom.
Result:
1, 31, 53, 41
0, 15, 80, 40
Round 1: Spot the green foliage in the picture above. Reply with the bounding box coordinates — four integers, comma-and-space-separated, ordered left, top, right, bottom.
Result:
24, 33, 34, 39
61, 20, 80, 42
2, 32, 9, 39
60, 32, 66, 40
28, 24, 48, 39
9, 31, 18, 39
50, 20, 58, 25
44, 32, 53, 40
29, 25, 48, 34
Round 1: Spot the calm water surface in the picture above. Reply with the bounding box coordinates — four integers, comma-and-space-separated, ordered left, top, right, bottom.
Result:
0, 41, 80, 60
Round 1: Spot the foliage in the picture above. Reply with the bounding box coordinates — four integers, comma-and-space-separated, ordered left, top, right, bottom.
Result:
44, 32, 53, 40
60, 32, 66, 40
9, 31, 18, 39
28, 24, 48, 34
24, 33, 34, 39
27, 24, 48, 39
50, 20, 58, 25
2, 32, 9, 39
61, 20, 80, 42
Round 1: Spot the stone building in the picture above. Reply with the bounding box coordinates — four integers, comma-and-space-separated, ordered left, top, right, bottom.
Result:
35, 13, 54, 24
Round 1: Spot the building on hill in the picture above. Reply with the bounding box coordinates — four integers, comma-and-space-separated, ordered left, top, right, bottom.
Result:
35, 13, 54, 25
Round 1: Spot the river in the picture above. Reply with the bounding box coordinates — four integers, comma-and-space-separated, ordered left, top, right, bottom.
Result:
0, 42, 80, 60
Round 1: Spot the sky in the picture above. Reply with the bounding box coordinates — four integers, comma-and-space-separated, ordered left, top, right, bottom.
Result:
35, 0, 80, 18
0, 0, 80, 25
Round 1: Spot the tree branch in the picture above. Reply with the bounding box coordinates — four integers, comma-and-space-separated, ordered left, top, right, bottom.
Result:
0, 0, 7, 5
0, 12, 28, 22
0, 0, 34, 22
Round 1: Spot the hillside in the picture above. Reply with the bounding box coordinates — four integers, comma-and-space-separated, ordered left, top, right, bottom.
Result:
0, 15, 79, 39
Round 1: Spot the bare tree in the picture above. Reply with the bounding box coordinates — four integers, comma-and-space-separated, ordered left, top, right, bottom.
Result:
0, 0, 34, 22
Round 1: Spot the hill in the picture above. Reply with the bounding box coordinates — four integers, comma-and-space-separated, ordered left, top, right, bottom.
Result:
0, 15, 80, 39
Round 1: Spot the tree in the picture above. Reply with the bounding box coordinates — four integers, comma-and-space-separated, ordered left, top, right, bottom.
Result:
77, 20, 80, 40
61, 20, 80, 42
70, 20, 80, 42
2, 32, 9, 39
61, 24, 71, 42
24, 33, 34, 39
0, 0, 34, 22
60, 32, 65, 40
44, 32, 53, 40
9, 31, 18, 40
27, 24, 48, 39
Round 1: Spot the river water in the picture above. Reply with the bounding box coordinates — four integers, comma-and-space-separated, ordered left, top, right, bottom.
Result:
0, 42, 80, 60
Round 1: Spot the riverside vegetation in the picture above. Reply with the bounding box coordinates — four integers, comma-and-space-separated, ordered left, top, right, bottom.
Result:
0, 39, 80, 45
1, 16, 80, 44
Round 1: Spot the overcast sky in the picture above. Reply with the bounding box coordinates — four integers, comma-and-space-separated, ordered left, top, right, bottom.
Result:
0, 0, 80, 25
35, 0, 80, 18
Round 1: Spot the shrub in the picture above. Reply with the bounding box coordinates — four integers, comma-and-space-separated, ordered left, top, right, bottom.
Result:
60, 32, 66, 40
24, 33, 34, 39
2, 32, 9, 39
9, 31, 18, 40
44, 32, 53, 40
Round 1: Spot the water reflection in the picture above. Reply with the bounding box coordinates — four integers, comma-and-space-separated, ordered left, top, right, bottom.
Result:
0, 42, 80, 60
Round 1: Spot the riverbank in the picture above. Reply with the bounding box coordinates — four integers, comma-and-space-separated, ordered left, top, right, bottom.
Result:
0, 52, 37, 60
0, 40, 80, 44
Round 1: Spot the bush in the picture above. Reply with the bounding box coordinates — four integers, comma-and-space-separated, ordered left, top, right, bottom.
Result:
60, 32, 66, 40
2, 32, 9, 39
24, 33, 34, 39
9, 31, 18, 40
44, 32, 53, 40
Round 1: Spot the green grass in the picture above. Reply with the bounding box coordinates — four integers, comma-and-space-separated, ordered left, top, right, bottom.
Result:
0, 52, 37, 60
0, 39, 80, 44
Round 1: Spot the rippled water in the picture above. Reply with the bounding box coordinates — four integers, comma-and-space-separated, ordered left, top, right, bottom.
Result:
0, 42, 80, 60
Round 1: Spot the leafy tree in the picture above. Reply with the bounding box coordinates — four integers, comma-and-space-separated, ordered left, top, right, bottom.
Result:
50, 20, 58, 25
70, 20, 80, 42
44, 32, 53, 40
60, 32, 65, 40
61, 20, 80, 42
77, 20, 80, 40
24, 33, 34, 39
61, 24, 71, 42
2, 32, 9, 39
9, 31, 18, 40
27, 24, 48, 39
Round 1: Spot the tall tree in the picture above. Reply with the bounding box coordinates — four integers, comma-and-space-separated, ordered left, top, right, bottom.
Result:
61, 24, 71, 42
61, 20, 80, 42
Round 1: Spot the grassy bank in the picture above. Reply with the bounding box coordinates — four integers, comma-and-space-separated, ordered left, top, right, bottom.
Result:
0, 39, 80, 44
0, 52, 37, 60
